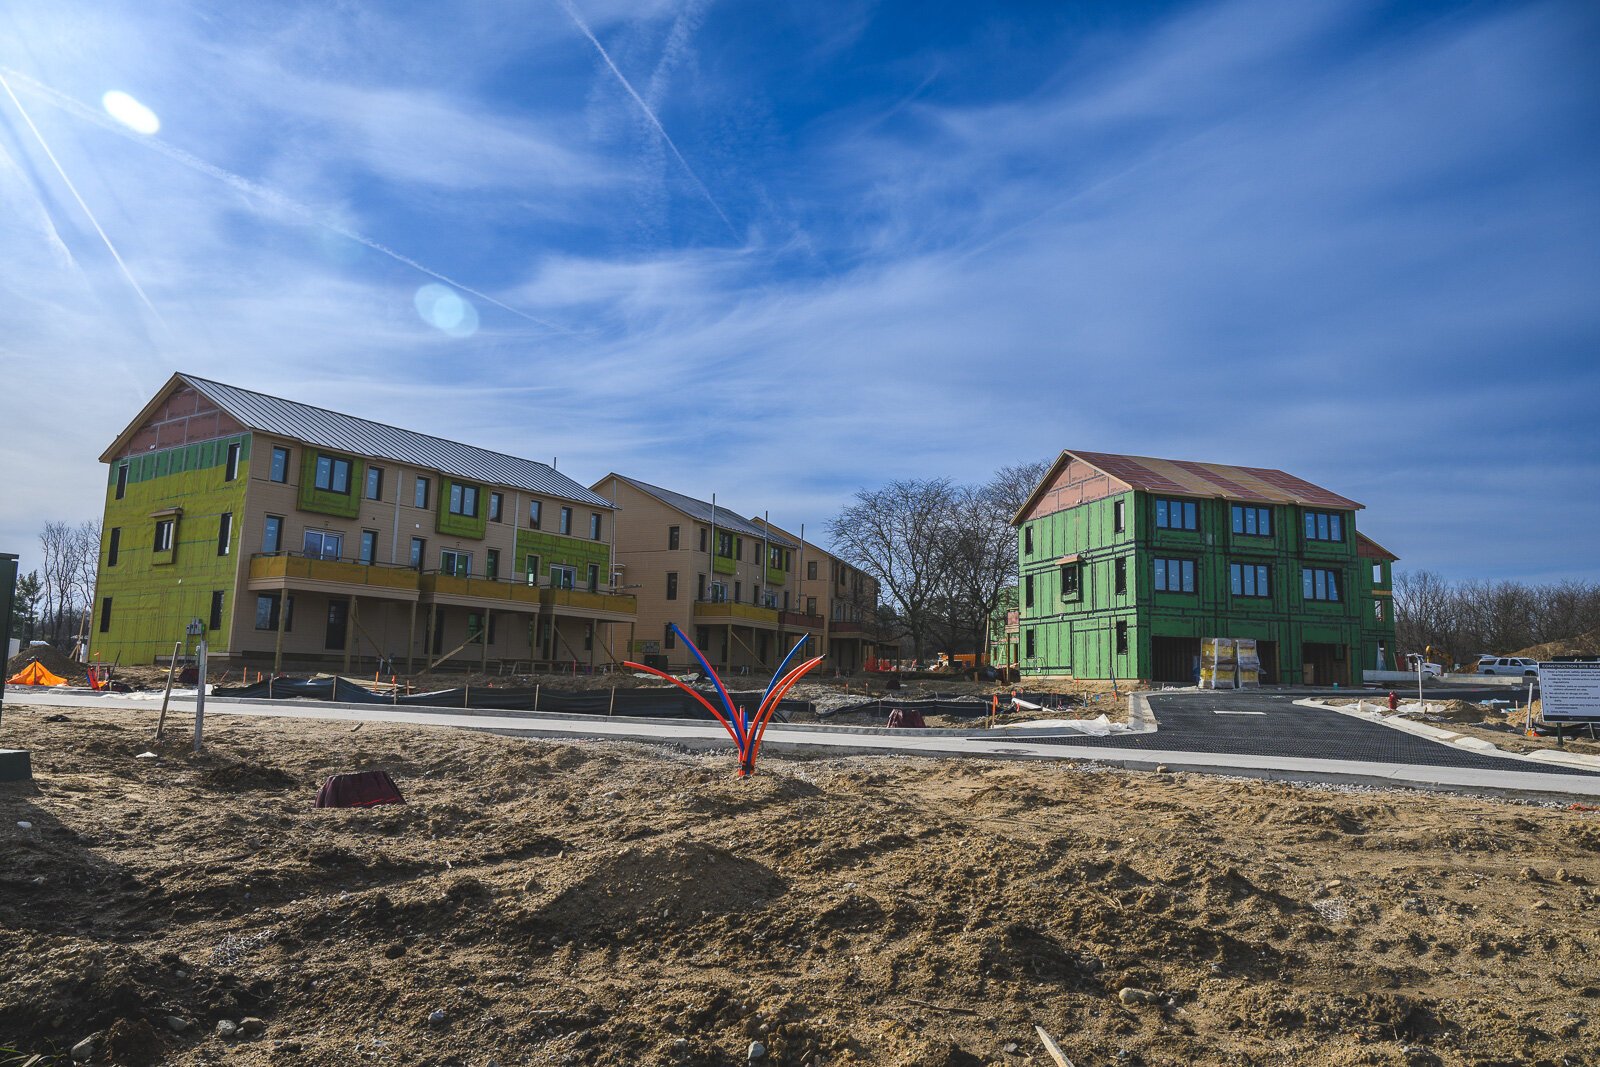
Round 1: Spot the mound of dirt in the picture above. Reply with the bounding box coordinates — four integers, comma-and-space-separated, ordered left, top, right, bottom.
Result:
1514, 628, 1600, 660
1427, 699, 1494, 723
6, 644, 89, 685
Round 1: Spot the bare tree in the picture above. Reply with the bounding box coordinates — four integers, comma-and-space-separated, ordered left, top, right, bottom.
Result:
931, 482, 1019, 662
985, 457, 1053, 519
829, 479, 956, 664
39, 521, 72, 645
1395, 569, 1600, 664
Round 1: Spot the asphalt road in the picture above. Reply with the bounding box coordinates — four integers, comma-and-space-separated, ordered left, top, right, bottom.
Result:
1021, 690, 1597, 776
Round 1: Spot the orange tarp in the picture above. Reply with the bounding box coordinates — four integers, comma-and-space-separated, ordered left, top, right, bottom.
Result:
7, 661, 67, 687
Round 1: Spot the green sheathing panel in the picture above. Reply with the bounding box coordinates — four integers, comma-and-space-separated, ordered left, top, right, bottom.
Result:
1356, 556, 1399, 672
94, 435, 251, 664
296, 448, 364, 519
1018, 490, 1367, 683
436, 477, 489, 540
514, 529, 608, 579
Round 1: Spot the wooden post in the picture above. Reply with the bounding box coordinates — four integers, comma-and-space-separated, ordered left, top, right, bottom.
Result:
533, 683, 539, 712
608, 686, 616, 717
155, 640, 181, 740
424, 605, 436, 668
273, 591, 287, 672
481, 609, 491, 673
407, 600, 417, 674
343, 597, 356, 676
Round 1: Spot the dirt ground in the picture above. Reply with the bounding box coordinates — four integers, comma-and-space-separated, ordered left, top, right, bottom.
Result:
3, 706, 1599, 1067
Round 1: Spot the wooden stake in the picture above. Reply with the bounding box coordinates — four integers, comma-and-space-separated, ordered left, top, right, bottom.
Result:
1034, 1026, 1075, 1067
155, 641, 181, 740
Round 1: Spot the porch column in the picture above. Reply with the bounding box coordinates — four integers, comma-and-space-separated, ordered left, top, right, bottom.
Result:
273, 589, 288, 672
406, 600, 417, 674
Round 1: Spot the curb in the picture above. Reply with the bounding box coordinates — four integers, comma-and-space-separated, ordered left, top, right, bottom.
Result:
1294, 698, 1600, 773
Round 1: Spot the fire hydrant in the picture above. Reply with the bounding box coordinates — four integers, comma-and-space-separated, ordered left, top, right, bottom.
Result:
1387, 691, 1399, 712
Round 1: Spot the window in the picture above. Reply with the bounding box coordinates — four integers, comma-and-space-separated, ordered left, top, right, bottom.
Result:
1025, 629, 1036, 658
588, 564, 600, 592
303, 529, 342, 561
664, 624, 676, 650
1116, 621, 1128, 656
1303, 567, 1341, 601
1155, 498, 1198, 531
486, 549, 500, 580
217, 512, 232, 556
559, 507, 572, 535
717, 531, 734, 558
1374, 599, 1385, 622
529, 499, 542, 529
153, 518, 175, 552
1231, 505, 1272, 537
254, 593, 294, 632
1024, 574, 1035, 608
208, 591, 225, 631
1154, 557, 1196, 593
666, 572, 679, 600
709, 581, 727, 603
1114, 557, 1126, 595
225, 443, 240, 481
115, 463, 129, 499
590, 513, 602, 540
263, 515, 282, 553
410, 537, 427, 569
1229, 562, 1271, 597
359, 530, 378, 565
1303, 511, 1344, 542
440, 549, 471, 577
313, 454, 352, 494
583, 624, 594, 652
489, 492, 503, 522
734, 581, 742, 603
1114, 499, 1125, 533
366, 466, 384, 501
99, 597, 112, 633
1024, 526, 1034, 554
699, 527, 709, 552
270, 447, 290, 483
1372, 563, 1383, 583
414, 477, 430, 509
806, 596, 817, 615
107, 527, 121, 567
807, 561, 818, 580
668, 525, 680, 550
550, 565, 576, 589
524, 554, 541, 585
448, 483, 479, 517
697, 574, 707, 600
1061, 562, 1081, 599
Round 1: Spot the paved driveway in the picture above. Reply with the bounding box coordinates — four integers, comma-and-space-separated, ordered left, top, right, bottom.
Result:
1021, 690, 1598, 776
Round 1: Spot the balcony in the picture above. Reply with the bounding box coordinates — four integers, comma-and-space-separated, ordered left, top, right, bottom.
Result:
692, 599, 781, 627
828, 619, 867, 636
248, 552, 420, 599
421, 572, 637, 619
780, 610, 825, 632
539, 585, 637, 621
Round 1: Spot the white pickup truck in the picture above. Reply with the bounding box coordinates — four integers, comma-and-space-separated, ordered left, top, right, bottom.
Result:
1403, 653, 1444, 678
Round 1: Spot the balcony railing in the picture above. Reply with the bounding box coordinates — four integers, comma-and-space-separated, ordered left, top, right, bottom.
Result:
249, 552, 420, 592
780, 610, 825, 631
692, 599, 781, 626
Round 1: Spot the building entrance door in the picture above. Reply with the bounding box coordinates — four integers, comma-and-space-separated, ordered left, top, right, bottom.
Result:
1301, 642, 1345, 686
325, 600, 348, 651
1151, 636, 1200, 685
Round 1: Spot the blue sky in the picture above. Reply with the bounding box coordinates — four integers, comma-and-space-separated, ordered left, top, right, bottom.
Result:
1, 0, 1596, 581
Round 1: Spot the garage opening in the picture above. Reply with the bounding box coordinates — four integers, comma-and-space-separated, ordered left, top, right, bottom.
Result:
1256, 640, 1279, 685
1151, 636, 1200, 685
1301, 642, 1346, 686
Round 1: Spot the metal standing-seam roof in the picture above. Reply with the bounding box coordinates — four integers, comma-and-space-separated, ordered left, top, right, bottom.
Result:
177, 373, 613, 508
608, 475, 797, 548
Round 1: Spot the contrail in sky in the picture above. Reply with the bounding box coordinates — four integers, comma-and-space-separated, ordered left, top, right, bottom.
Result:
0, 70, 163, 322
0, 66, 569, 334
553, 0, 739, 240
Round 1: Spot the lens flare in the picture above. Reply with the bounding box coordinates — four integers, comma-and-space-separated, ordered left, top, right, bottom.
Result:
101, 90, 159, 135
414, 284, 479, 338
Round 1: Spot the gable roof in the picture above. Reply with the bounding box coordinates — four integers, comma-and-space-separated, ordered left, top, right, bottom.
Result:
105, 373, 611, 508
1016, 449, 1362, 523
603, 475, 797, 548
1356, 532, 1399, 561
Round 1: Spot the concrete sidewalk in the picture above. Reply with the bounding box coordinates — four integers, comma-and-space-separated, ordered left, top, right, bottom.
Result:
8, 689, 1600, 802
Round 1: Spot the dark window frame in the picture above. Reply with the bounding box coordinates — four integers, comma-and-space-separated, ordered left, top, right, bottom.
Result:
414, 476, 430, 510
1115, 621, 1129, 656
208, 590, 225, 631
1303, 510, 1345, 543
115, 463, 129, 499
559, 506, 573, 535
529, 499, 542, 529
1229, 561, 1271, 598
1114, 556, 1126, 595
263, 515, 283, 553
1060, 562, 1081, 600
153, 518, 175, 553
366, 466, 384, 501
217, 512, 232, 556
1154, 497, 1199, 532
225, 442, 241, 482
489, 492, 503, 522
359, 530, 379, 565
313, 453, 352, 494
1153, 556, 1197, 594
99, 596, 113, 633
666, 572, 679, 600
1113, 499, 1125, 533
269, 447, 290, 483
107, 527, 121, 567
448, 483, 480, 518
1303, 566, 1342, 602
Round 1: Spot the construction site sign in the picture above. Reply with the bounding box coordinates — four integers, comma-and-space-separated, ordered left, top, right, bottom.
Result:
1537, 661, 1600, 722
